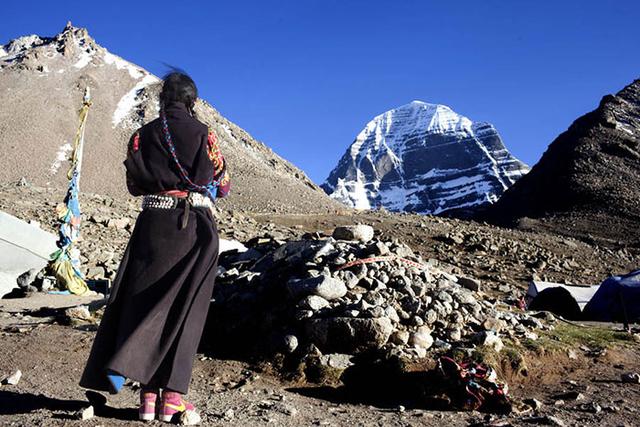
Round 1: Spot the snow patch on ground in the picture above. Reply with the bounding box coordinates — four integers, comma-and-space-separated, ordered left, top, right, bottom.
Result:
221, 123, 233, 137
328, 175, 372, 210
112, 74, 159, 127
103, 51, 144, 79
73, 50, 94, 68
50, 142, 72, 174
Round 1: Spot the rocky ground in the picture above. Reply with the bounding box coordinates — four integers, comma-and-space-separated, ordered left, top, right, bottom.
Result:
1, 183, 639, 426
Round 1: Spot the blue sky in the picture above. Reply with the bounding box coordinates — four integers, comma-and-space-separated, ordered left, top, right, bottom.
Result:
2, 1, 639, 183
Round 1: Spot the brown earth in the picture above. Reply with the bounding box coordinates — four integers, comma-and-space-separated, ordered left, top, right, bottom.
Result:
1, 183, 640, 426
0, 300, 639, 426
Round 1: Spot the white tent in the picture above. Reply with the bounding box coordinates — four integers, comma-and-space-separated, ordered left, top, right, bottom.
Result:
526, 280, 600, 311
0, 211, 57, 297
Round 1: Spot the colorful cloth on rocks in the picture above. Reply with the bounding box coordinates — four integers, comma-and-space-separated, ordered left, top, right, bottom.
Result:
437, 356, 511, 413
206, 127, 230, 198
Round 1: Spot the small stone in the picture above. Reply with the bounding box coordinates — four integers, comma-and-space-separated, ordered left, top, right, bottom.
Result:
76, 406, 94, 420
106, 218, 130, 229
289, 275, 347, 301
342, 271, 359, 289
554, 391, 584, 401
410, 326, 434, 350
301, 295, 330, 311
578, 402, 601, 414
389, 330, 410, 345
621, 372, 640, 384
275, 403, 298, 416
523, 398, 543, 410
457, 277, 481, 291
17, 268, 40, 292
483, 318, 507, 332
65, 305, 92, 321
446, 328, 462, 342
283, 335, 298, 353
2, 370, 22, 385
222, 409, 235, 420
319, 353, 353, 369
332, 225, 375, 243
180, 410, 201, 425
371, 241, 390, 255
476, 331, 504, 352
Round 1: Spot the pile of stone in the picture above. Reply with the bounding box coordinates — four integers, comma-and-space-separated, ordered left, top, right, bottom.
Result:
209, 225, 551, 362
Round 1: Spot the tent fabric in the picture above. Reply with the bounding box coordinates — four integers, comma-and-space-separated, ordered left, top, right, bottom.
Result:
582, 270, 640, 323
526, 281, 599, 311
528, 287, 583, 320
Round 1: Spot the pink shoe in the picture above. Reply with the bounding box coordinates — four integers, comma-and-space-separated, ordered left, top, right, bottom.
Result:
139, 389, 158, 421
159, 391, 196, 422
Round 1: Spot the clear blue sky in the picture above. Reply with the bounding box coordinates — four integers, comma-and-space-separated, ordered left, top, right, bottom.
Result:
2, 1, 639, 183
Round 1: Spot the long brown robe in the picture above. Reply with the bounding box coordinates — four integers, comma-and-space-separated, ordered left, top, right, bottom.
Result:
80, 101, 227, 394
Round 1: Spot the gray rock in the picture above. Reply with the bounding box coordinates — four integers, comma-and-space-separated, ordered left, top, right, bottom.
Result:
304, 317, 393, 353
319, 353, 354, 369
179, 409, 201, 425
384, 306, 400, 323
283, 335, 298, 353
2, 370, 21, 385
332, 225, 375, 243
300, 295, 330, 311
483, 318, 507, 332
342, 270, 359, 289
409, 326, 434, 350
423, 309, 438, 324
65, 305, 92, 321
17, 268, 40, 292
76, 406, 94, 421
621, 372, 640, 384
288, 275, 347, 301
457, 276, 481, 291
370, 241, 390, 255
476, 330, 504, 352
446, 328, 462, 342
106, 217, 130, 229
389, 330, 410, 345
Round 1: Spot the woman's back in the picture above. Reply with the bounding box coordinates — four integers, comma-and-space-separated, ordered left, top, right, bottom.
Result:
124, 101, 214, 196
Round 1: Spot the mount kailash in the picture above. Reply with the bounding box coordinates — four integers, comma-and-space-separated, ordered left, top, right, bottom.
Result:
322, 101, 529, 214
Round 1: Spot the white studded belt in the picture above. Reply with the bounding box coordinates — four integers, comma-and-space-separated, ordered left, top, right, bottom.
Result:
141, 192, 213, 210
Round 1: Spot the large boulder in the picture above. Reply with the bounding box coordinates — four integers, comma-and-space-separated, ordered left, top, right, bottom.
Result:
304, 317, 393, 353
332, 225, 375, 243
287, 275, 347, 301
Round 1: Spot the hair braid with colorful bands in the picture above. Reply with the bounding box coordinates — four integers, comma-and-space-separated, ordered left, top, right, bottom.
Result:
160, 111, 219, 201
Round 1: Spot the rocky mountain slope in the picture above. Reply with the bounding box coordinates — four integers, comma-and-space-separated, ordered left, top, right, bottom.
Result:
484, 79, 640, 245
322, 101, 529, 214
0, 23, 340, 213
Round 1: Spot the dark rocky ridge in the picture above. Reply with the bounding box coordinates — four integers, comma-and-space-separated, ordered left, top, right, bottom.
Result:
484, 79, 640, 245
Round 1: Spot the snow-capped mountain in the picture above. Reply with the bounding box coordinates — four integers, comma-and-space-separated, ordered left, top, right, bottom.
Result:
0, 23, 339, 213
322, 101, 529, 214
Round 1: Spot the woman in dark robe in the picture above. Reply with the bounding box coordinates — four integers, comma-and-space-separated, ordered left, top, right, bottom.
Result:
80, 71, 230, 422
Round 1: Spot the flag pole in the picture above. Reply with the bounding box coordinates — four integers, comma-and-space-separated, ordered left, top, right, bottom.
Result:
49, 87, 92, 295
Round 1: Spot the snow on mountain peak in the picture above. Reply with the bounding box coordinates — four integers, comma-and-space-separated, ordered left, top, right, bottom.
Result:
323, 102, 529, 215
0, 23, 160, 129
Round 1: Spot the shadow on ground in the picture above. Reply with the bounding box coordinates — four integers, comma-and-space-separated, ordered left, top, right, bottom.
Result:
0, 390, 137, 421
286, 355, 512, 414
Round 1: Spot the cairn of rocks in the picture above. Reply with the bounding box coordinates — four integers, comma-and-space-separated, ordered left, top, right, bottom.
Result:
208, 225, 550, 364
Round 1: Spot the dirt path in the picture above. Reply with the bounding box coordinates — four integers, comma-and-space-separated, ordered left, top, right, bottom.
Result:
0, 295, 639, 426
